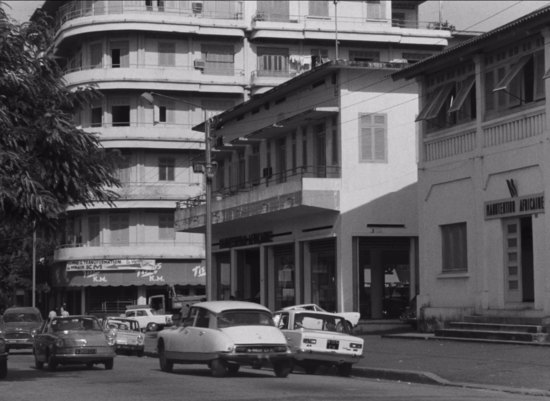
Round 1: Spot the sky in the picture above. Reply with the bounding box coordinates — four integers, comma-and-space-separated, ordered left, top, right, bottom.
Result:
3, 1, 550, 32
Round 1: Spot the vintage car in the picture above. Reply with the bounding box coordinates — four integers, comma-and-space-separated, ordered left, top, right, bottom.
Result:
281, 304, 361, 328
273, 309, 364, 376
157, 301, 293, 378
104, 317, 144, 356
33, 315, 116, 371
0, 329, 7, 379
0, 306, 43, 352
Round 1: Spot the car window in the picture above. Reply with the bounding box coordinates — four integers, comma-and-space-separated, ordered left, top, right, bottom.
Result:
273, 313, 289, 329
183, 307, 198, 327
3, 312, 41, 323
126, 311, 135, 317
293, 313, 350, 333
195, 309, 211, 328
50, 317, 102, 332
137, 311, 147, 317
217, 310, 274, 328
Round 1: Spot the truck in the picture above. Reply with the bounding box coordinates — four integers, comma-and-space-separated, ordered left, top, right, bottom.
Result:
123, 305, 173, 331
147, 286, 206, 317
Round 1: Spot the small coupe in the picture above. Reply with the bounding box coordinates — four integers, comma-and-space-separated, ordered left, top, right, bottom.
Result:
273, 309, 364, 376
104, 317, 144, 356
157, 301, 293, 377
1, 306, 43, 352
33, 315, 116, 371
281, 304, 361, 328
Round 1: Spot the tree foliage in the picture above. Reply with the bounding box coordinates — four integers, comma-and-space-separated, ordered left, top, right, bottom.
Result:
0, 7, 120, 307
0, 7, 119, 226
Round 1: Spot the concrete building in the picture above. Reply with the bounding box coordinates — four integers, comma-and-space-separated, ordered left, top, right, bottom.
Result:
394, 5, 550, 328
40, 0, 452, 316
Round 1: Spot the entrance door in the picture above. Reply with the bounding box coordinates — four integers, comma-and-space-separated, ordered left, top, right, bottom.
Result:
236, 249, 261, 303
504, 217, 534, 303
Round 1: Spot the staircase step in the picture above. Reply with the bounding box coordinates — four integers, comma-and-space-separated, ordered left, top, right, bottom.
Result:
447, 321, 543, 333
463, 315, 545, 326
435, 328, 548, 343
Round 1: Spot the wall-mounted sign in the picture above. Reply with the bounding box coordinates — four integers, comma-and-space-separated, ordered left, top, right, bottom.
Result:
66, 259, 158, 272
218, 231, 273, 249
484, 193, 544, 220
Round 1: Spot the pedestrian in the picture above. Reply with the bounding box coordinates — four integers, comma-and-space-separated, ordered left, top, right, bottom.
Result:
60, 303, 69, 317
48, 309, 57, 321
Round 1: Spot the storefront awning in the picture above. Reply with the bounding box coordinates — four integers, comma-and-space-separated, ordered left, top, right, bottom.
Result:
51, 260, 205, 287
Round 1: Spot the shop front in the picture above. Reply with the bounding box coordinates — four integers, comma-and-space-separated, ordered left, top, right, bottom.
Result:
51, 258, 206, 315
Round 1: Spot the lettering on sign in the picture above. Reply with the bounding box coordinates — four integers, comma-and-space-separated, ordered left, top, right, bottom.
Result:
193, 265, 206, 278
218, 231, 273, 249
485, 193, 544, 219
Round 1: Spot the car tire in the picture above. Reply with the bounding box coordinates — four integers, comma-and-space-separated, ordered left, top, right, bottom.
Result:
158, 342, 173, 373
86, 362, 94, 369
0, 360, 7, 379
227, 363, 240, 375
210, 358, 228, 378
47, 352, 57, 371
34, 352, 44, 370
104, 359, 114, 370
251, 360, 262, 370
337, 362, 352, 377
303, 361, 318, 375
272, 360, 292, 378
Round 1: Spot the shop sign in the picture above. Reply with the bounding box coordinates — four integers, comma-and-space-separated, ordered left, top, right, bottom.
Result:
67, 259, 158, 272
218, 231, 273, 249
484, 193, 544, 220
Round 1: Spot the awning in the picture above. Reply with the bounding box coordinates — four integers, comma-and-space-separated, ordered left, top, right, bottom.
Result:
51, 260, 205, 287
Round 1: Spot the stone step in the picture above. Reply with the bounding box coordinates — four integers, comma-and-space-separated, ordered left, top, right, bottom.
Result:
463, 315, 546, 326
447, 321, 543, 333
435, 328, 548, 343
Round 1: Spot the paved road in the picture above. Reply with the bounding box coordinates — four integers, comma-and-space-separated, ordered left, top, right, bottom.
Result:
3, 350, 544, 401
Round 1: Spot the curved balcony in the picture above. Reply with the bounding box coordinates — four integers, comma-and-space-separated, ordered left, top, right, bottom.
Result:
54, 1, 245, 39
54, 240, 205, 262
83, 123, 204, 150
62, 65, 247, 93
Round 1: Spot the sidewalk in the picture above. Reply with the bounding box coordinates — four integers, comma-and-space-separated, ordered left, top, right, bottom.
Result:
352, 333, 550, 396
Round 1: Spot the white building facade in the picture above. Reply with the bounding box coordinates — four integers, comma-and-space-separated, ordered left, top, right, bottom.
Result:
394, 6, 550, 328
41, 0, 451, 316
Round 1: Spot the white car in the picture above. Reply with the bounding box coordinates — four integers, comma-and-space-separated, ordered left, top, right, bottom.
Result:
273, 309, 364, 376
156, 301, 293, 378
281, 304, 361, 328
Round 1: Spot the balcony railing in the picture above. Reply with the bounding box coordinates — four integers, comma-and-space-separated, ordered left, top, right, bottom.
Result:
56, 1, 244, 29
483, 108, 546, 148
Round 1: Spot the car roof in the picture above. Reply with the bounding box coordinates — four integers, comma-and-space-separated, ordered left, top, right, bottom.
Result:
193, 301, 270, 314
274, 309, 338, 318
3, 306, 42, 315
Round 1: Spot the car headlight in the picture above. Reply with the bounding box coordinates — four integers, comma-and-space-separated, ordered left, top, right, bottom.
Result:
55, 338, 64, 348
349, 343, 362, 349
106, 334, 116, 346
137, 334, 144, 345
303, 338, 317, 345
31, 329, 38, 337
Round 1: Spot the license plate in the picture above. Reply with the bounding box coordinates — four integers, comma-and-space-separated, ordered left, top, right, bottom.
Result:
326, 340, 339, 350
249, 348, 269, 353
76, 348, 96, 354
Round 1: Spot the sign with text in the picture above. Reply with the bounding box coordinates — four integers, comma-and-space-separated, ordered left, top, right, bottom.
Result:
66, 259, 158, 272
484, 193, 544, 220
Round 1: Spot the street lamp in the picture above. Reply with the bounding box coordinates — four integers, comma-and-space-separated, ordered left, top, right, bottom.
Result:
140, 91, 215, 301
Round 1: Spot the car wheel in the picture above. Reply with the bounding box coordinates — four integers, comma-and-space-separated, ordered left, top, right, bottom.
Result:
158, 342, 173, 373
86, 362, 94, 369
337, 362, 352, 377
303, 361, 318, 375
210, 359, 228, 378
251, 360, 262, 370
0, 360, 7, 379
34, 352, 44, 370
272, 360, 292, 378
104, 359, 114, 370
47, 352, 57, 371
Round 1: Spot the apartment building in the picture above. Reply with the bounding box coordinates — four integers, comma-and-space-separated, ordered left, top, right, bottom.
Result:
40, 0, 452, 316
394, 5, 550, 327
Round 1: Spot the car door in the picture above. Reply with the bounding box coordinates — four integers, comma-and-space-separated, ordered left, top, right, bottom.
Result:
168, 306, 198, 360
34, 321, 54, 362
171, 307, 213, 362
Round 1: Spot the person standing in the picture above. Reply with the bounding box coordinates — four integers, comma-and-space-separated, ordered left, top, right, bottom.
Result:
59, 303, 69, 317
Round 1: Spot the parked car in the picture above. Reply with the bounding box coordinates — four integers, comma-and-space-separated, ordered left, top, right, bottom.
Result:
33, 315, 116, 371
0, 306, 43, 352
273, 309, 364, 376
0, 330, 7, 379
124, 305, 172, 331
281, 304, 361, 328
157, 301, 293, 378
103, 317, 144, 356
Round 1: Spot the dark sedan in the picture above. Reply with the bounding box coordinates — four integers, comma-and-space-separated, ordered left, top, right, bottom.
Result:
1, 306, 43, 352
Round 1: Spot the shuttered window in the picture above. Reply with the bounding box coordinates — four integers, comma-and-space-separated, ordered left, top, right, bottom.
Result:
308, 1, 328, 17
201, 44, 234, 75
359, 113, 387, 163
158, 42, 175, 66
110, 214, 129, 246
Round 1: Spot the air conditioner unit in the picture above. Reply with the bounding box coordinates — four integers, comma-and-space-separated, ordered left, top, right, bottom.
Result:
192, 1, 203, 14
194, 59, 206, 69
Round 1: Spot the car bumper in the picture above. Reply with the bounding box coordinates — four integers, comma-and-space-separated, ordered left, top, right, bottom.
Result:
219, 352, 292, 365
54, 348, 115, 363
294, 349, 363, 364
115, 344, 144, 352
5, 338, 34, 349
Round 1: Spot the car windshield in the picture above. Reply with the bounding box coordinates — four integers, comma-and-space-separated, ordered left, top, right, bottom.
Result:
293, 313, 350, 334
3, 312, 41, 323
51, 317, 101, 332
217, 310, 274, 328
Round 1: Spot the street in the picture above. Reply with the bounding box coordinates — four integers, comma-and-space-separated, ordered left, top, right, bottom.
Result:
1, 350, 543, 401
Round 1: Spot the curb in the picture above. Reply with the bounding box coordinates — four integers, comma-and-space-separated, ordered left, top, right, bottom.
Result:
352, 367, 550, 397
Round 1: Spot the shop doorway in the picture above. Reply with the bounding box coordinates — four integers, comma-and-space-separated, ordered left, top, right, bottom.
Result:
503, 217, 534, 303
236, 249, 261, 303
358, 238, 411, 319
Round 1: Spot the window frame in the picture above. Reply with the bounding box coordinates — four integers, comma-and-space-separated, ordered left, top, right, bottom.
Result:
358, 113, 387, 163
441, 222, 468, 273
158, 213, 175, 240
159, 157, 175, 181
